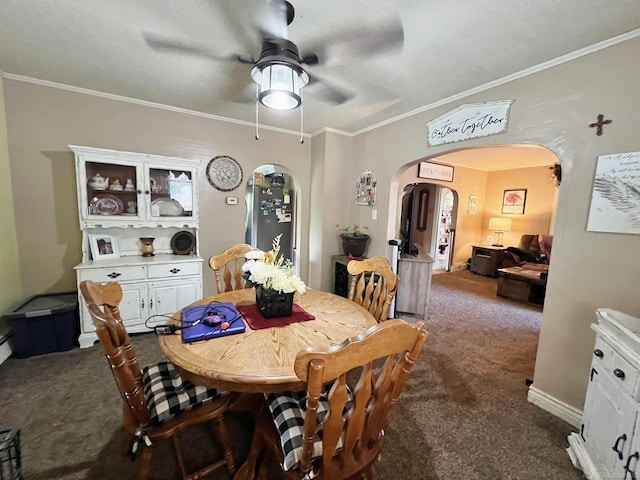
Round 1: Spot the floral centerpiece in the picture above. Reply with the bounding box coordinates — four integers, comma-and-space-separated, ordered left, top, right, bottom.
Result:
242, 234, 306, 318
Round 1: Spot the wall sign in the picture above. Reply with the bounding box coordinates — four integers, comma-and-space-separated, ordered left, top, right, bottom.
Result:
426, 100, 513, 146
587, 151, 640, 234
418, 161, 454, 182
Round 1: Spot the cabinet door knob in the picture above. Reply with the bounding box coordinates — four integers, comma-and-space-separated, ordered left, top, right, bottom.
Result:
593, 349, 604, 358
145, 190, 150, 195
107, 272, 121, 279
612, 433, 627, 460
613, 368, 626, 379
137, 189, 142, 194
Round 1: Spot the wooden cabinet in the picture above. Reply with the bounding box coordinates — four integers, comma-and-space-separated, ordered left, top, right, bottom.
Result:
71, 145, 203, 348
567, 308, 640, 480
395, 249, 434, 318
470, 245, 504, 277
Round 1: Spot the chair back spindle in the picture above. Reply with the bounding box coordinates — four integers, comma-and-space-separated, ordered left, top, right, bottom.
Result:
209, 243, 258, 293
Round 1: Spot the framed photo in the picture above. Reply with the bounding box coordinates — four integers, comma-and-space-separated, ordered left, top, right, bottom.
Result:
418, 161, 454, 182
88, 234, 120, 261
416, 190, 429, 231
502, 189, 527, 214
468, 194, 478, 214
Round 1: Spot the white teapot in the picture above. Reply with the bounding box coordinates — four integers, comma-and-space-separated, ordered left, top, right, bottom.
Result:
88, 174, 109, 190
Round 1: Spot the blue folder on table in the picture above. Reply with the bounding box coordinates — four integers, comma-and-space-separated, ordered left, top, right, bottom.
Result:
181, 302, 246, 343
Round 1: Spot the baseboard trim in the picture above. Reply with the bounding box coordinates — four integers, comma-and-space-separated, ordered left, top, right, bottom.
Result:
527, 385, 582, 428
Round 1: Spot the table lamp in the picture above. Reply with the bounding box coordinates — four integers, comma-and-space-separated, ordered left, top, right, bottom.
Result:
488, 217, 512, 247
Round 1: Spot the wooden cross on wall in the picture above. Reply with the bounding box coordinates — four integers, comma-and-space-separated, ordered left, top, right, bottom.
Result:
589, 114, 612, 136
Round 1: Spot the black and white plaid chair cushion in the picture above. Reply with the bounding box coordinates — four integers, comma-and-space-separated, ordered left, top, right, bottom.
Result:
266, 384, 352, 471
142, 361, 224, 425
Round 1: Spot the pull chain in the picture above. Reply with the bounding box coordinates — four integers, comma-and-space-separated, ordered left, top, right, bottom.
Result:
255, 83, 260, 141
299, 89, 304, 144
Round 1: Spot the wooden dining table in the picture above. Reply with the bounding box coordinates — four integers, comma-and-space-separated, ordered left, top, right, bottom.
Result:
159, 288, 377, 393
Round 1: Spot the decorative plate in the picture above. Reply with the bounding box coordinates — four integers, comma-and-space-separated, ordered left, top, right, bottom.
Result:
171, 231, 196, 255
206, 155, 243, 191
150, 198, 184, 216
89, 193, 124, 215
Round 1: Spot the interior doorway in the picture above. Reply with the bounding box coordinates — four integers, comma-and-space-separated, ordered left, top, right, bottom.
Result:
432, 187, 457, 272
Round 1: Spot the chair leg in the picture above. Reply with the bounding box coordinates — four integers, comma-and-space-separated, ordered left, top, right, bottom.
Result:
139, 443, 155, 480
233, 423, 266, 480
172, 434, 188, 477
212, 415, 236, 476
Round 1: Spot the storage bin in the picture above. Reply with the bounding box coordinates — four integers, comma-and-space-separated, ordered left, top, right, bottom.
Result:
3, 292, 79, 358
0, 429, 21, 480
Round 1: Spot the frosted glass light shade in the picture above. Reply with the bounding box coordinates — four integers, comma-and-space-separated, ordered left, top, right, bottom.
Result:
251, 63, 309, 110
488, 217, 512, 232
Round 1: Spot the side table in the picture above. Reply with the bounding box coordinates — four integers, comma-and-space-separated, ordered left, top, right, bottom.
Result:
470, 245, 505, 277
330, 255, 366, 297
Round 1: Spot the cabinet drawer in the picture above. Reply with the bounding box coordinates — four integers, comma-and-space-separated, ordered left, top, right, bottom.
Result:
78, 266, 146, 282
147, 262, 200, 279
608, 350, 639, 399
592, 336, 614, 370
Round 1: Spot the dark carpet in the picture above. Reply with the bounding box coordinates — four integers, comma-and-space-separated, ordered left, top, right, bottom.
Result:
0, 270, 582, 479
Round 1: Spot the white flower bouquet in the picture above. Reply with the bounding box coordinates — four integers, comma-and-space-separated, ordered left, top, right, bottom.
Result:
242, 234, 307, 296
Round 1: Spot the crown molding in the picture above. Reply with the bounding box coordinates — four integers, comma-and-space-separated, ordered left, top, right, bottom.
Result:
0, 72, 311, 139
351, 28, 640, 137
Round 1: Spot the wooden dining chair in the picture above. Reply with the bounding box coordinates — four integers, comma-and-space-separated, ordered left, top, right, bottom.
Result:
235, 319, 428, 480
79, 280, 236, 480
209, 243, 258, 293
347, 255, 399, 322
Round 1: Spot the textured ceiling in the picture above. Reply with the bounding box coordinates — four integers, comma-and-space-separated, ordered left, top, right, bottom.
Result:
0, 0, 639, 138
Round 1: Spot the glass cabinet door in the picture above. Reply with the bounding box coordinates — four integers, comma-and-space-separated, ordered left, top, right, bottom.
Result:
148, 167, 194, 218
85, 161, 142, 219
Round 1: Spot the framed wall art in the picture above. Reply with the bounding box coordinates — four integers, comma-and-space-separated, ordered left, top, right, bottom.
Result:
356, 170, 376, 206
88, 234, 120, 261
587, 151, 640, 234
502, 189, 527, 214
417, 190, 429, 231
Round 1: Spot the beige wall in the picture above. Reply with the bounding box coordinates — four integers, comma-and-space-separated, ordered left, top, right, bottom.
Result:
0, 77, 22, 318
342, 37, 640, 410
3, 36, 640, 415
3, 81, 312, 298
482, 165, 556, 247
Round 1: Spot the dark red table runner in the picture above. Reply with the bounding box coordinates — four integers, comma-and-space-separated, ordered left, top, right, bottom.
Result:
237, 303, 315, 330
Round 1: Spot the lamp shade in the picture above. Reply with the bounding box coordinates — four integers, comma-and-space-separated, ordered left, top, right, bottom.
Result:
488, 217, 512, 232
251, 62, 309, 110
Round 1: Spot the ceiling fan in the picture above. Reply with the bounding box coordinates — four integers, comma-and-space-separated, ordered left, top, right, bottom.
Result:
143, 0, 404, 110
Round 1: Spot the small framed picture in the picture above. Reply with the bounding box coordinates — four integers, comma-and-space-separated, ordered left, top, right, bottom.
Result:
502, 189, 527, 214
88, 234, 120, 261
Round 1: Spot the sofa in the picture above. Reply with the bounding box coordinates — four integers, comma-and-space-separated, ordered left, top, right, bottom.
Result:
500, 234, 553, 271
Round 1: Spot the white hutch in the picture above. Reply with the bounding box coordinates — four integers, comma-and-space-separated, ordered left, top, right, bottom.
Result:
71, 145, 203, 348
567, 308, 640, 480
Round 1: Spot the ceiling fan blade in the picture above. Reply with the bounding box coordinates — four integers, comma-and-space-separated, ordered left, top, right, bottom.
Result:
306, 74, 355, 105
256, 0, 290, 40
302, 16, 404, 66
143, 32, 244, 62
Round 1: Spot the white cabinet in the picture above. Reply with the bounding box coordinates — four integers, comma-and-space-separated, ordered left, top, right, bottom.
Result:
71, 145, 199, 229
71, 145, 204, 348
75, 257, 203, 348
567, 308, 640, 480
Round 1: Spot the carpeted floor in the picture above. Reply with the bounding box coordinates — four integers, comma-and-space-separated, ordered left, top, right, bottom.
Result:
0, 270, 583, 479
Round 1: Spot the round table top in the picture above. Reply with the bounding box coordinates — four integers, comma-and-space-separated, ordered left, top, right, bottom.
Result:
159, 289, 377, 393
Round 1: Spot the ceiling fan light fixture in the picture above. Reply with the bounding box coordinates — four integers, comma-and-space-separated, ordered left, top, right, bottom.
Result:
251, 62, 309, 110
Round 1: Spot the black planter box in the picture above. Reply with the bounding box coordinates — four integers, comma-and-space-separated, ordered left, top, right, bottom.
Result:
256, 288, 294, 318
3, 292, 79, 358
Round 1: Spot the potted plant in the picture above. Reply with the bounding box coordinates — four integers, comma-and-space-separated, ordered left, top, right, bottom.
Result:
337, 224, 370, 258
